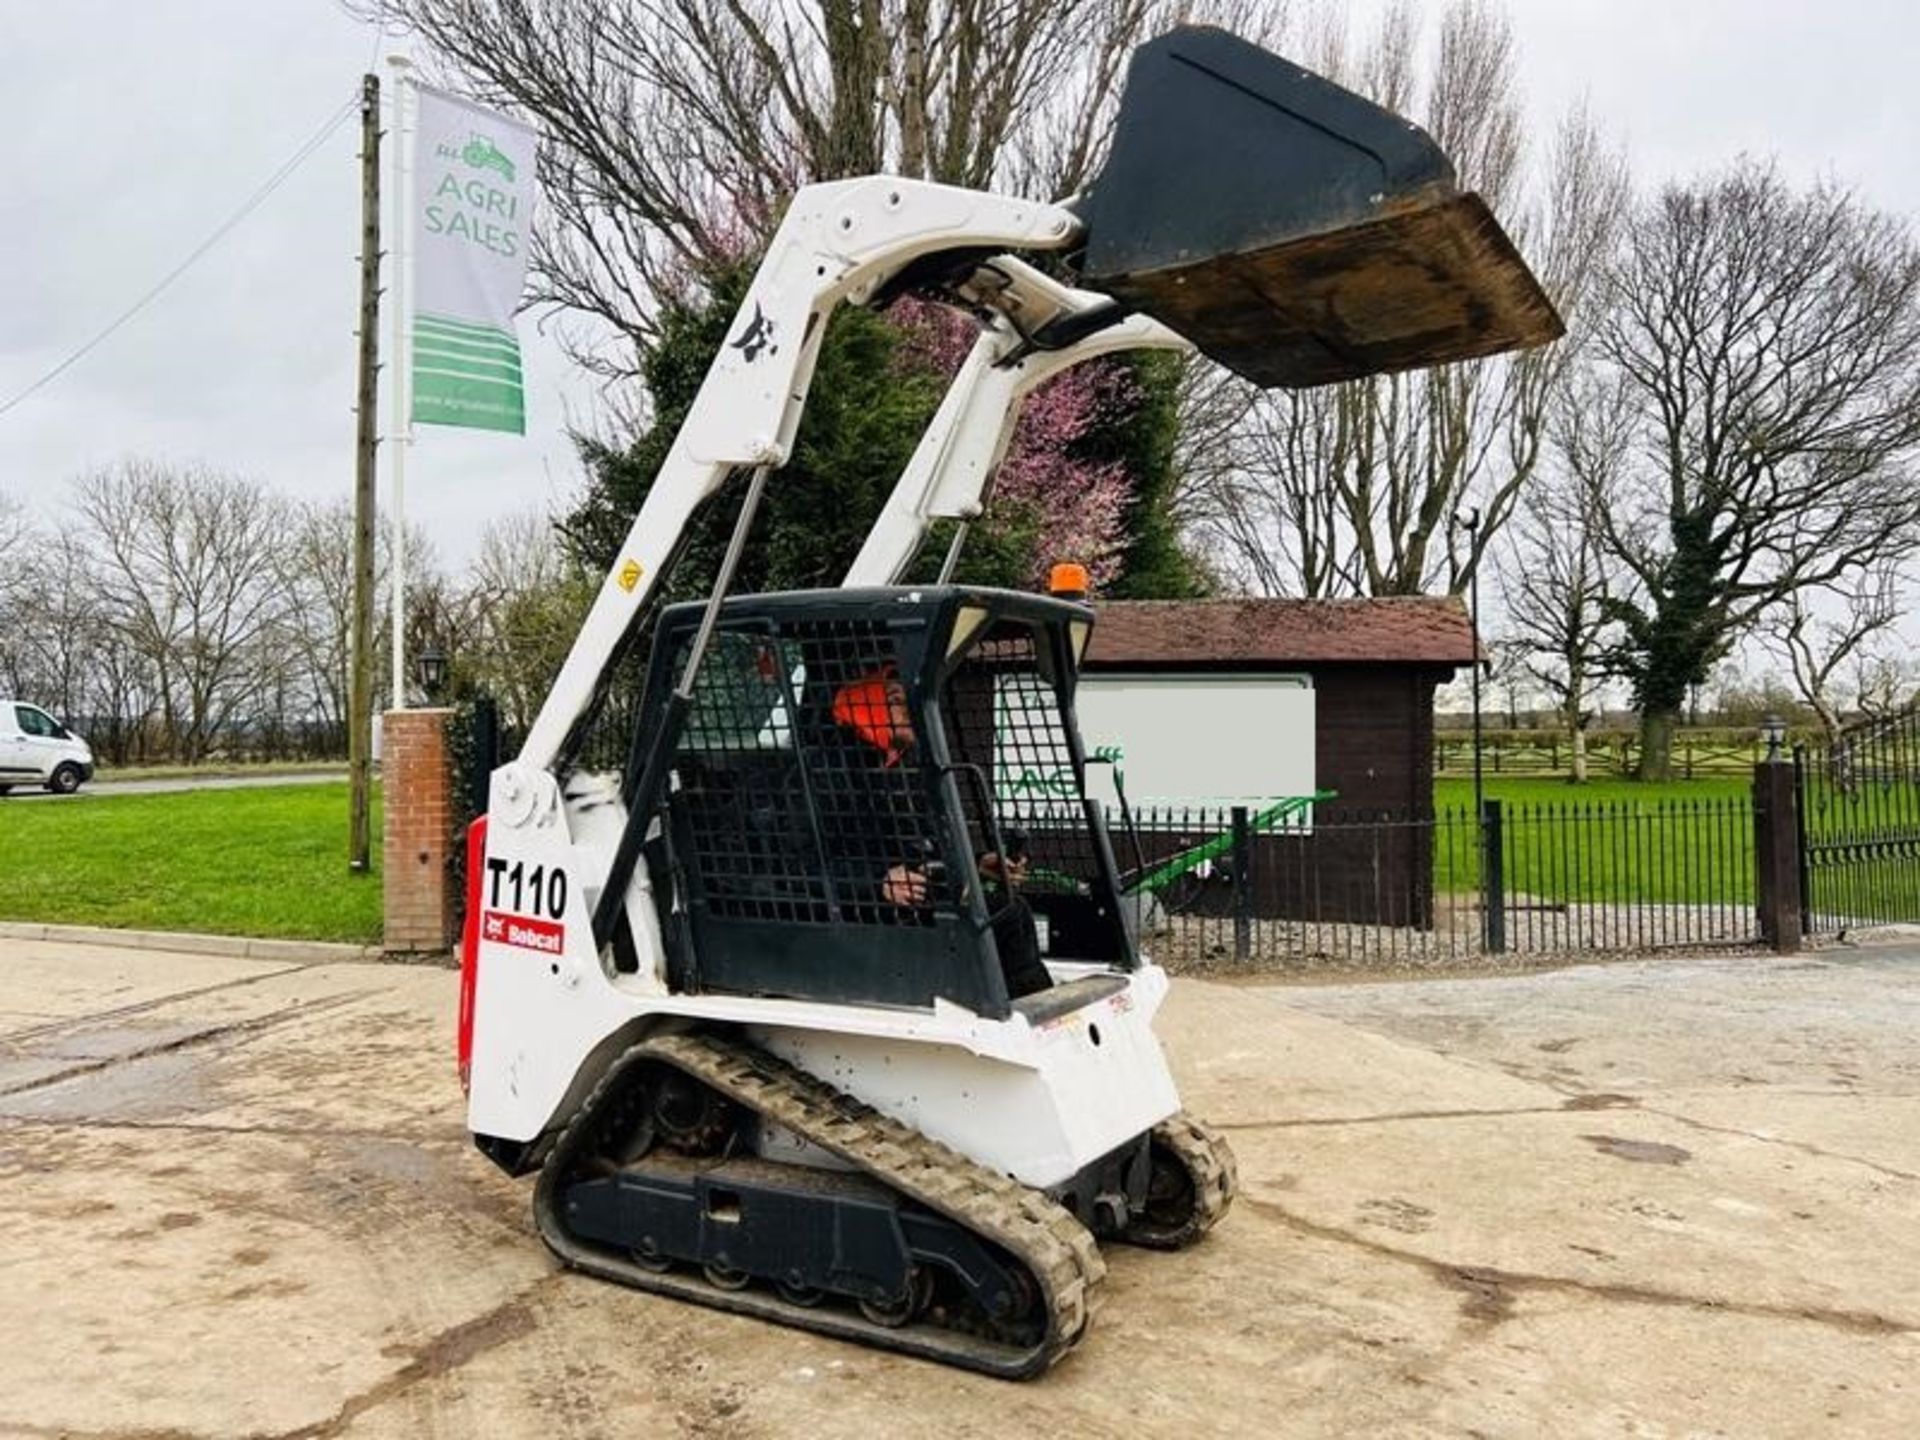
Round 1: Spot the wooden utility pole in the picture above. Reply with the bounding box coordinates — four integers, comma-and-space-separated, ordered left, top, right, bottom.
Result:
349, 73, 381, 872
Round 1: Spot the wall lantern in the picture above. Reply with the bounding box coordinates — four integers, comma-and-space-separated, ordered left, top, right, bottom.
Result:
416, 644, 449, 704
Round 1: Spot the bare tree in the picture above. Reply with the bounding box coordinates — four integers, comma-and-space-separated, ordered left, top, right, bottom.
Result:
272, 499, 382, 751
80, 624, 156, 766
10, 475, 614, 766
1502, 491, 1612, 781
1764, 565, 1908, 746
1845, 647, 1917, 725
0, 493, 28, 571
362, 0, 1287, 392
1482, 634, 1538, 729
221, 499, 431, 754
1589, 161, 1920, 778
1181, 4, 1628, 600
460, 509, 598, 731
1, 531, 106, 723
0, 493, 156, 764
1500, 373, 1632, 781
0, 496, 37, 693
75, 462, 291, 763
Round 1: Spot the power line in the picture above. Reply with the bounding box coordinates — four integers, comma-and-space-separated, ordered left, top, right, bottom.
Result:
0, 93, 360, 421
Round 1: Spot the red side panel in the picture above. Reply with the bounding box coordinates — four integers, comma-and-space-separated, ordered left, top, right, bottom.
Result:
457, 815, 489, 1094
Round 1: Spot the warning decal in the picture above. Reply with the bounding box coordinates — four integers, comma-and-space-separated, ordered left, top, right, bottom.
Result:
481, 910, 564, 955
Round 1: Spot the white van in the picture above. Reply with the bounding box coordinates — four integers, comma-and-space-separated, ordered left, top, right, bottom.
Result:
0, 700, 95, 794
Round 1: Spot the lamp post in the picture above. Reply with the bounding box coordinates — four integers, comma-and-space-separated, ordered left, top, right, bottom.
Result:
1454, 508, 1485, 822
416, 644, 448, 705
1454, 507, 1494, 952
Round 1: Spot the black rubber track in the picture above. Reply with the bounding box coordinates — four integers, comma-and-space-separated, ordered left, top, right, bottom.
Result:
532, 1028, 1109, 1379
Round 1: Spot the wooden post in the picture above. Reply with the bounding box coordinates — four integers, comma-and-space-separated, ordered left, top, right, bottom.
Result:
1753, 760, 1803, 953
349, 73, 381, 873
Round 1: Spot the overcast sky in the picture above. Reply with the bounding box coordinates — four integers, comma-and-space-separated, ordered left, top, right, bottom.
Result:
1, 0, 1916, 572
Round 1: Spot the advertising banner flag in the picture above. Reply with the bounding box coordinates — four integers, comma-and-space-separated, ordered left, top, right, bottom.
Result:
410, 86, 537, 433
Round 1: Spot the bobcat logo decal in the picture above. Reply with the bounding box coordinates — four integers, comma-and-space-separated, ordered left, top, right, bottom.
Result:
729, 302, 778, 363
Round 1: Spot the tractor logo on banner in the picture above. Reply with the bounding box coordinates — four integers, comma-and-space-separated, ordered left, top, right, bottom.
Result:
459, 133, 517, 182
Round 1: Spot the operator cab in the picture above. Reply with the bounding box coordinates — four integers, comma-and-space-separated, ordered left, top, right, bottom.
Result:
628, 586, 1135, 1020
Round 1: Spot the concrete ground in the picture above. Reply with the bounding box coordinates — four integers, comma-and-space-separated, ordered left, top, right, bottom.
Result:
1, 940, 1915, 1438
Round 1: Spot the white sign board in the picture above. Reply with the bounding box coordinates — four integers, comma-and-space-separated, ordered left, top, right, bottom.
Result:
1074, 673, 1315, 806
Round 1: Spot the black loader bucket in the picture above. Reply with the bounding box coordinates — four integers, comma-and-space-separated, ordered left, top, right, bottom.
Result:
1075, 27, 1563, 388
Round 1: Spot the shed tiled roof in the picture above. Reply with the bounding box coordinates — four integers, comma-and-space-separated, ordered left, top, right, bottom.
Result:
1085, 597, 1479, 667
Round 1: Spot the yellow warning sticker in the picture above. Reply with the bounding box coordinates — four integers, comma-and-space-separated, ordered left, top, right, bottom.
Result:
616, 558, 645, 593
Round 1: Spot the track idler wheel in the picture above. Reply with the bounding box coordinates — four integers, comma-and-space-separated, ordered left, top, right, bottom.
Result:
1119, 1115, 1236, 1251
991, 1268, 1040, 1340
1143, 1141, 1197, 1232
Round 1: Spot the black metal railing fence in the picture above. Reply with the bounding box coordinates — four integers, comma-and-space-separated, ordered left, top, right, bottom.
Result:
1123, 795, 1759, 972
455, 675, 1780, 968
1796, 706, 1920, 933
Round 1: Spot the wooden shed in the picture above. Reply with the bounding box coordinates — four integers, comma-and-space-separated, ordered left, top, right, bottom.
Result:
1083, 597, 1479, 925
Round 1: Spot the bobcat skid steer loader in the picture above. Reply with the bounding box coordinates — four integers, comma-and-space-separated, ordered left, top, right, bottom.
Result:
458, 27, 1559, 1377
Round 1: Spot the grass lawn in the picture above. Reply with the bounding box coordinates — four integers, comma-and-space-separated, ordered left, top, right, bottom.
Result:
0, 783, 383, 945
1428, 774, 1755, 904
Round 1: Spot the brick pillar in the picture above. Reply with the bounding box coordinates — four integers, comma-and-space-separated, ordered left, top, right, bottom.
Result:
383, 707, 457, 953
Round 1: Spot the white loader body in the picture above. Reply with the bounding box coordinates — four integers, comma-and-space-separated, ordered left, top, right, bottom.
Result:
466, 762, 1181, 1190
464, 175, 1193, 1184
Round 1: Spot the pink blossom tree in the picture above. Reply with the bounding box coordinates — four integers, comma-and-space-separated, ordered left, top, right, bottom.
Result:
891, 298, 1138, 589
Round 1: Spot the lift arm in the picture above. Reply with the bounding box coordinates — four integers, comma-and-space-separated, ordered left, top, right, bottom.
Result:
844, 258, 1190, 588
517, 178, 1082, 771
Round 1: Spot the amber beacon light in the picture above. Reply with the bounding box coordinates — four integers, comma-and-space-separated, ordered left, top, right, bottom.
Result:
1048, 562, 1090, 600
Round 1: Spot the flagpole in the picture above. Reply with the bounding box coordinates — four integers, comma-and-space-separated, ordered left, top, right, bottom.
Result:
387, 52, 414, 710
